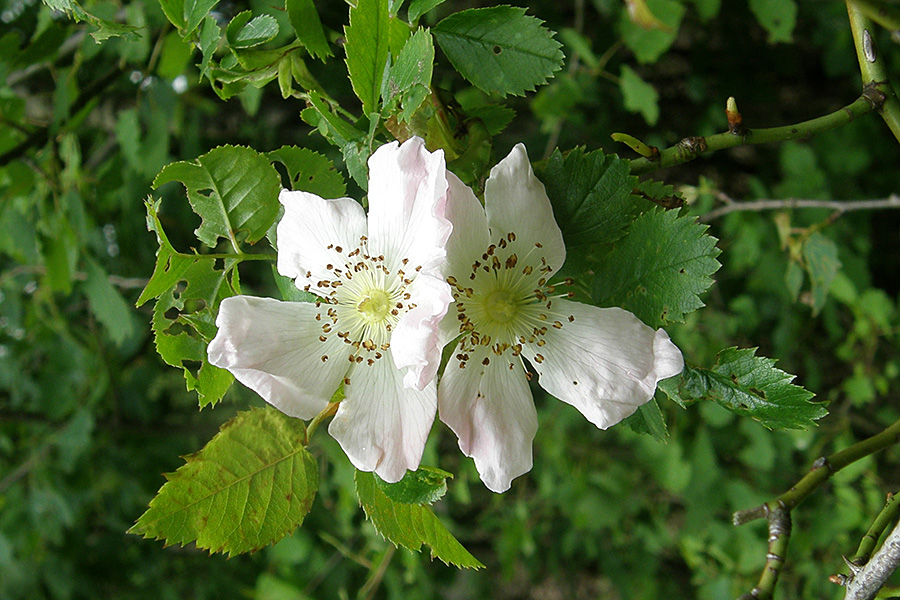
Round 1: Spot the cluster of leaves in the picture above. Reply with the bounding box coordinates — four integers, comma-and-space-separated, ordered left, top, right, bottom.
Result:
2, 0, 899, 598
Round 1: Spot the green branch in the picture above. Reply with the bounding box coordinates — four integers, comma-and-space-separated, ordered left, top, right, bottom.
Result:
847, 1, 900, 143
629, 92, 881, 175
733, 418, 900, 600
852, 492, 900, 566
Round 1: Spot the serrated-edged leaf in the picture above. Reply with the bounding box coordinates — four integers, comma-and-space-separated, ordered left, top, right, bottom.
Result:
659, 347, 826, 430
153, 146, 281, 249
226, 12, 279, 49
408, 0, 444, 23
285, 0, 331, 60
198, 16, 221, 79
623, 398, 668, 441
83, 259, 137, 346
345, 0, 391, 114
355, 471, 483, 568
130, 407, 317, 556
592, 209, 720, 327
375, 466, 452, 505
632, 178, 686, 210
267, 146, 346, 198
539, 147, 640, 249
185, 0, 219, 36
138, 199, 199, 306
383, 28, 434, 121
802, 231, 840, 315
433, 6, 563, 97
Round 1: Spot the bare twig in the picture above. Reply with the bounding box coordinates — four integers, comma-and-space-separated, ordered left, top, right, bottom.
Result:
699, 194, 900, 223
845, 519, 900, 600
0, 264, 149, 290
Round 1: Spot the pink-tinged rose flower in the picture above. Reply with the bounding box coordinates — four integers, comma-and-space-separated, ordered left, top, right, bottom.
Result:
438, 144, 684, 492
208, 137, 453, 483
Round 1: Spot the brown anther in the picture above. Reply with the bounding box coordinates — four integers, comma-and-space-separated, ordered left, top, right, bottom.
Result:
535, 354, 545, 363
506, 255, 518, 269
568, 315, 575, 322
482, 357, 490, 365
523, 265, 533, 276
319, 335, 327, 342
321, 355, 328, 362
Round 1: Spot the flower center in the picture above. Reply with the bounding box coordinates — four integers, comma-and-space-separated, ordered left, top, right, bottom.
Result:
483, 289, 518, 323
358, 289, 392, 323
448, 231, 575, 369
300, 234, 421, 368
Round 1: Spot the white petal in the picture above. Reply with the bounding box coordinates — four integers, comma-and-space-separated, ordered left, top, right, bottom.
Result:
484, 144, 566, 274
444, 171, 491, 278
366, 137, 452, 275
438, 345, 537, 493
522, 300, 684, 429
328, 350, 437, 483
276, 190, 367, 291
208, 296, 351, 418
391, 273, 453, 391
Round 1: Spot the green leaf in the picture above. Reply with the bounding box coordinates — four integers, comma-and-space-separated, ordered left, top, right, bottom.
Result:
618, 0, 684, 64
157, 0, 218, 35
285, 0, 331, 60
198, 16, 221, 80
592, 209, 721, 328
226, 12, 279, 49
620, 65, 659, 126
355, 471, 483, 568
632, 178, 686, 210
41, 0, 141, 40
408, 0, 445, 23
153, 145, 281, 249
83, 259, 137, 346
130, 407, 318, 556
382, 28, 434, 121
432, 6, 563, 97
748, 0, 797, 43
267, 146, 347, 199
345, 0, 391, 114
802, 232, 841, 315
658, 347, 826, 430
622, 397, 668, 441
375, 466, 452, 505
539, 147, 640, 249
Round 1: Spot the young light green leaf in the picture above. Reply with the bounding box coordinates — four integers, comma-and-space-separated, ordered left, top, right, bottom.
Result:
658, 347, 826, 430
153, 145, 281, 249
355, 471, 483, 568
226, 12, 279, 49
83, 259, 137, 346
375, 466, 452, 505
285, 0, 331, 60
620, 65, 659, 126
408, 0, 444, 24
802, 231, 840, 315
267, 146, 347, 199
130, 407, 318, 556
592, 209, 721, 328
433, 6, 563, 97
382, 28, 434, 121
749, 0, 797, 43
538, 147, 640, 249
345, 0, 391, 114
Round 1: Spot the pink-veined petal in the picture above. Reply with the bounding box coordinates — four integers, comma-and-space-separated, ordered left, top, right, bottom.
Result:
438, 345, 537, 493
522, 300, 684, 429
328, 350, 437, 482
367, 138, 451, 275
391, 272, 453, 391
208, 296, 352, 418
276, 190, 367, 291
484, 144, 566, 274
444, 171, 491, 278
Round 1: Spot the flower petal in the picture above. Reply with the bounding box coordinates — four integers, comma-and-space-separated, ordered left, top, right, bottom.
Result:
484, 144, 566, 273
391, 272, 453, 391
366, 137, 451, 275
276, 190, 367, 291
444, 171, 491, 279
438, 345, 537, 493
522, 299, 684, 429
208, 296, 351, 418
328, 350, 437, 482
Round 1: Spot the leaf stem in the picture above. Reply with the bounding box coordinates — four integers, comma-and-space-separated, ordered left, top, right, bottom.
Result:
306, 402, 340, 441
847, 1, 900, 143
630, 93, 881, 175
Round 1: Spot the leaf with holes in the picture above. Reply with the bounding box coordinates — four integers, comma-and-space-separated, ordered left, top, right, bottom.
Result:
592, 209, 720, 328
355, 471, 483, 568
433, 6, 563, 97
659, 347, 826, 430
267, 146, 347, 199
130, 407, 317, 556
153, 145, 281, 249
